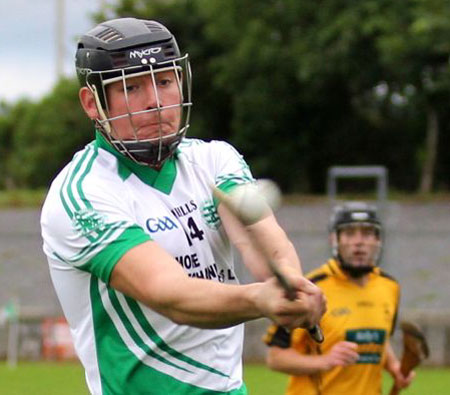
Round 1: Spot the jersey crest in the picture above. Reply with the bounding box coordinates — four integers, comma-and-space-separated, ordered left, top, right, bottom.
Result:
200, 199, 221, 230
72, 208, 107, 237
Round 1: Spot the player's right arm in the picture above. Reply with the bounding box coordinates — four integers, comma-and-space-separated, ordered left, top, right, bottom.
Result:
109, 240, 321, 330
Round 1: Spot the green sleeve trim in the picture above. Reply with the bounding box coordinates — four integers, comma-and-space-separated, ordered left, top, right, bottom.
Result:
83, 225, 152, 284
213, 180, 241, 209
218, 179, 239, 194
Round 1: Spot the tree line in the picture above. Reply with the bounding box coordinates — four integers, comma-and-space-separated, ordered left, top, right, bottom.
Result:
1, 0, 450, 194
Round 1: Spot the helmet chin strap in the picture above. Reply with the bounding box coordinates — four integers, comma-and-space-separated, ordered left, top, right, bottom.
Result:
118, 137, 181, 167
90, 84, 112, 135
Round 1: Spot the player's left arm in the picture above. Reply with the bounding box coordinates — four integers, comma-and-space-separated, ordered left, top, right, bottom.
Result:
384, 281, 415, 389
218, 203, 302, 280
384, 340, 415, 389
212, 141, 301, 279
218, 202, 271, 280
384, 279, 414, 388
212, 142, 324, 324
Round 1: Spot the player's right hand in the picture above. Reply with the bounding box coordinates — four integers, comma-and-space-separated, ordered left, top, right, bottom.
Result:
321, 341, 359, 370
255, 276, 326, 329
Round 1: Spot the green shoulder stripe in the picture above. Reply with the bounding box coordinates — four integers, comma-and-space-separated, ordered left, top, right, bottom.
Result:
59, 144, 98, 243
61, 144, 98, 216
53, 221, 127, 265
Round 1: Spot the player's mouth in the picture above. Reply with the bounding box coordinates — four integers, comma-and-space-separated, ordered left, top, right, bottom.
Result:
351, 250, 369, 263
136, 122, 176, 139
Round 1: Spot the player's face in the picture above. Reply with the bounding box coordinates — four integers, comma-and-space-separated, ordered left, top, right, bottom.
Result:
105, 70, 182, 141
337, 224, 380, 268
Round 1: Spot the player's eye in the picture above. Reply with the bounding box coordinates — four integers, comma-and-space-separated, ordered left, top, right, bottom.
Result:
125, 84, 139, 93
361, 228, 377, 237
157, 77, 172, 87
342, 227, 356, 237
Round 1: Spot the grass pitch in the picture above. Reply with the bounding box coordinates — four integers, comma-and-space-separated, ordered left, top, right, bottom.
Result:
245, 364, 450, 394
0, 361, 449, 394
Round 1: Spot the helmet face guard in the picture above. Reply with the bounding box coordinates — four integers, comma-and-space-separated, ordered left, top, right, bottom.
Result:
328, 202, 383, 276
76, 18, 192, 167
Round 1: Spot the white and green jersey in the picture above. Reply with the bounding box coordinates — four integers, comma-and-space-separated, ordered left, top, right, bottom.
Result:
41, 131, 254, 395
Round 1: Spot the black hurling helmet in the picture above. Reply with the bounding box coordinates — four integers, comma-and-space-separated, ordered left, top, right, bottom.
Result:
76, 18, 192, 167
329, 201, 383, 273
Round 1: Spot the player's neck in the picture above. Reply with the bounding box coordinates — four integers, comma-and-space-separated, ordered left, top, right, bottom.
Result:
348, 274, 370, 287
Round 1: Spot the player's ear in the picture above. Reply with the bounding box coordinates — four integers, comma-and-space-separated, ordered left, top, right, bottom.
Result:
329, 232, 337, 246
79, 87, 100, 120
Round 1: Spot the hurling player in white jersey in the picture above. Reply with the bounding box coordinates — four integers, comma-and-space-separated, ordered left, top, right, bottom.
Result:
40, 18, 325, 395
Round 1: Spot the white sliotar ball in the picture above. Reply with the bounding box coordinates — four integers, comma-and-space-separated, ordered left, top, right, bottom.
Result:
229, 180, 281, 224
256, 179, 282, 211
229, 183, 267, 225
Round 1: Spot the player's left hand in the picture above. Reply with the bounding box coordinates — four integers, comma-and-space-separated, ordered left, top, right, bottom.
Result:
276, 265, 326, 326
388, 360, 416, 389
288, 275, 326, 329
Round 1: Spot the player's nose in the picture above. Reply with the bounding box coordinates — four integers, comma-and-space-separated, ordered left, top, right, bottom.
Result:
352, 231, 365, 244
143, 78, 159, 109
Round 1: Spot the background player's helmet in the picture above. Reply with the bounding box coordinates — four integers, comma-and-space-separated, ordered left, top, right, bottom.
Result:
329, 201, 383, 275
76, 18, 192, 167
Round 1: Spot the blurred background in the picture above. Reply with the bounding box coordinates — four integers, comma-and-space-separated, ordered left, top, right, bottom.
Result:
1, 0, 450, 382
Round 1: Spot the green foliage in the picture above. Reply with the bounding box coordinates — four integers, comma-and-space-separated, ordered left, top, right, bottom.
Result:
6, 79, 92, 188
0, 189, 47, 207
197, 0, 424, 191
0, 100, 35, 188
2, 0, 450, 192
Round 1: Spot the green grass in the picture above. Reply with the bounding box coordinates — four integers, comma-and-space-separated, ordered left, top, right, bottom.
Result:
0, 361, 88, 395
244, 364, 450, 394
1, 361, 450, 394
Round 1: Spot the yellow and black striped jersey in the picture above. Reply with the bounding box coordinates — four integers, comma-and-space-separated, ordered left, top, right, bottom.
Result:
264, 259, 400, 395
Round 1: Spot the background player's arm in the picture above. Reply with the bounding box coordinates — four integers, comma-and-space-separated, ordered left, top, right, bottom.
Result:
266, 340, 359, 375
384, 341, 415, 389
109, 239, 320, 329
